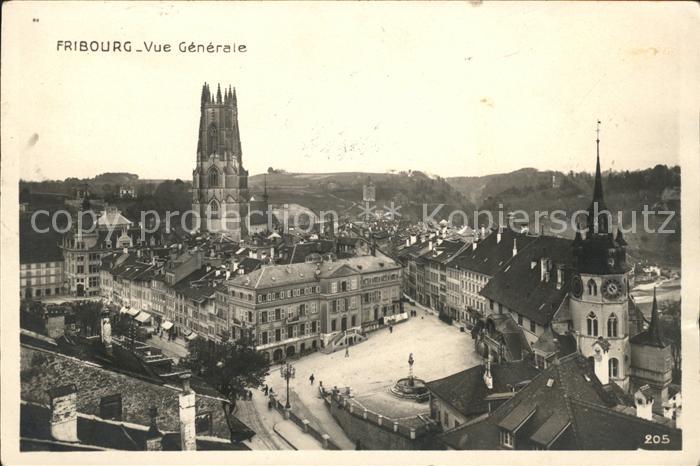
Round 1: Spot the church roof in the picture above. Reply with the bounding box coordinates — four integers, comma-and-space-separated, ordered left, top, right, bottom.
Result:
630, 288, 671, 348
480, 235, 574, 326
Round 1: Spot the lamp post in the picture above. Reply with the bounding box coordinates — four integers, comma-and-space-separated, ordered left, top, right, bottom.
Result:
280, 361, 296, 409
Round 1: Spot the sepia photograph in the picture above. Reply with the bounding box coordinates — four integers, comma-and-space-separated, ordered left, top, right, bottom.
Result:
1, 2, 698, 465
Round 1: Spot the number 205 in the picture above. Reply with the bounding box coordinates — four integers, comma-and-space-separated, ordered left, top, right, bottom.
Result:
644, 434, 670, 444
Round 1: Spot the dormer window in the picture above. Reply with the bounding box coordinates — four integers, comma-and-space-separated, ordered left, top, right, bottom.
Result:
500, 429, 514, 448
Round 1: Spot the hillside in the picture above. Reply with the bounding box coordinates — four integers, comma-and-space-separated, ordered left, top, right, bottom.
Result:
249, 171, 474, 221
447, 165, 681, 266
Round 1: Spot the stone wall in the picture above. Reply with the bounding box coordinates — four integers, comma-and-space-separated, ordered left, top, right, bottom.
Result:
325, 391, 438, 450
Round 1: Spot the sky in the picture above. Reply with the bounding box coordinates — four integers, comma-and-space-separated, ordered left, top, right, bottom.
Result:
4, 2, 697, 181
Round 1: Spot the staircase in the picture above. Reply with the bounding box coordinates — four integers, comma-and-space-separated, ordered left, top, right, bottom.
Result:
320, 329, 367, 354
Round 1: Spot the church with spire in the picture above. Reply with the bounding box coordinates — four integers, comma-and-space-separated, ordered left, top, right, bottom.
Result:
569, 121, 632, 389
192, 83, 268, 241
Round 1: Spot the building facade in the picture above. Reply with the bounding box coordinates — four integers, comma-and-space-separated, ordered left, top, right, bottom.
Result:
222, 253, 402, 362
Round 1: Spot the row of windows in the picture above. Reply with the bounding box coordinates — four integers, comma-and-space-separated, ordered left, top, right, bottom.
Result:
260, 321, 319, 344
260, 303, 318, 323
586, 312, 619, 337
258, 286, 320, 303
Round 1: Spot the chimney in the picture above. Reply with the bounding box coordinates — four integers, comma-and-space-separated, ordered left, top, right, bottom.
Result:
225, 270, 231, 280
472, 241, 478, 251
405, 238, 410, 247
45, 307, 66, 339
48, 385, 79, 443
512, 238, 518, 257
145, 406, 163, 451
178, 374, 197, 451
556, 265, 564, 290
496, 229, 502, 244
483, 361, 493, 390
428, 240, 433, 251
634, 386, 654, 421
410, 234, 417, 245
540, 257, 548, 282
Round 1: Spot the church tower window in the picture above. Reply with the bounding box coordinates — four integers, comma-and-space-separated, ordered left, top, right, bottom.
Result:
607, 314, 618, 337
208, 167, 220, 187
207, 124, 217, 155
586, 312, 598, 336
587, 279, 597, 296
609, 358, 619, 378
209, 200, 220, 219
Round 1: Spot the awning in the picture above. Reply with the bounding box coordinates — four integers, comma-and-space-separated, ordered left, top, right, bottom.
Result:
161, 320, 174, 330
126, 307, 140, 317
186, 332, 199, 341
134, 311, 152, 323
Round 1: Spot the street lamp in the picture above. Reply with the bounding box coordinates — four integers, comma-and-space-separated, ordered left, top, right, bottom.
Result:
280, 361, 296, 409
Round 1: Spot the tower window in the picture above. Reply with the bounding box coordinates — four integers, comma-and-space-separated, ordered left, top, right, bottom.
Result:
207, 124, 217, 154
586, 312, 598, 336
587, 279, 597, 296
607, 314, 618, 337
609, 358, 619, 378
208, 200, 220, 219
208, 168, 220, 187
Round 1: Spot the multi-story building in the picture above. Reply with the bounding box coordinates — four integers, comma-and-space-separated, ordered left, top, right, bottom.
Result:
20, 216, 65, 299
62, 206, 134, 297
448, 228, 537, 327
223, 253, 402, 362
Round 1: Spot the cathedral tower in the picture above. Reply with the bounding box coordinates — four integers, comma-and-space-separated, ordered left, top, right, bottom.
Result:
570, 122, 631, 390
192, 83, 250, 240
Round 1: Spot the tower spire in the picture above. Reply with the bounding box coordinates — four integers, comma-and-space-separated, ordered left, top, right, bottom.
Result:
593, 120, 604, 202
216, 84, 222, 103
647, 287, 664, 343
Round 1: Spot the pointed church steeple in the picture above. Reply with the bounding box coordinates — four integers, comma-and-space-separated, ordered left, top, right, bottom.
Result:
647, 287, 664, 344
593, 120, 604, 202
216, 84, 222, 103
587, 120, 609, 235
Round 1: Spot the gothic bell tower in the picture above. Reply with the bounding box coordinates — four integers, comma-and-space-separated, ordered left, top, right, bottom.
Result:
192, 83, 249, 241
570, 121, 631, 390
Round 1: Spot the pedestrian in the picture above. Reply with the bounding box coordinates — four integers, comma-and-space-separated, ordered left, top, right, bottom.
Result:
345, 346, 349, 357
309, 374, 315, 385
389, 325, 393, 334
264, 386, 269, 396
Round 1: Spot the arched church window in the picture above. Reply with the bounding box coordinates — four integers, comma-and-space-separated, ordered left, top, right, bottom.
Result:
208, 168, 220, 187
607, 314, 618, 337
209, 200, 220, 219
586, 312, 598, 336
609, 358, 619, 378
587, 279, 597, 296
207, 124, 217, 154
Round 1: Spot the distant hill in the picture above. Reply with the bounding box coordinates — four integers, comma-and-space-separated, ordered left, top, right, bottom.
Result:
447, 165, 681, 266
249, 171, 474, 221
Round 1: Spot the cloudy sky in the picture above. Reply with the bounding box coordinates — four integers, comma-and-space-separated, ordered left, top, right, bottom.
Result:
4, 2, 697, 181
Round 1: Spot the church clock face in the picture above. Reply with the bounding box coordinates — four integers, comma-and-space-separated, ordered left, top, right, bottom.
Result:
602, 278, 623, 300
571, 275, 583, 298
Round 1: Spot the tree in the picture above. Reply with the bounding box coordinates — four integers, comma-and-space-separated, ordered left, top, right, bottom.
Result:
182, 334, 270, 411
73, 301, 103, 336
661, 299, 681, 383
